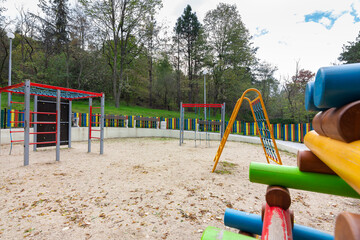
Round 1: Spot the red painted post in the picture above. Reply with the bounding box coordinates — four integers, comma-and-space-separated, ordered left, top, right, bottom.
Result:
262, 203, 293, 240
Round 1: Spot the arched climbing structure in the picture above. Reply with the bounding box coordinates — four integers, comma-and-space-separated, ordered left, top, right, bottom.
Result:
212, 88, 282, 172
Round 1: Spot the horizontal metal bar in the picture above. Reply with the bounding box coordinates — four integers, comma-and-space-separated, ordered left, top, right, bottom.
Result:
10, 130, 24, 133
60, 140, 69, 143
29, 141, 56, 145
10, 121, 24, 123
37, 100, 69, 104
60, 121, 69, 124
31, 111, 57, 115
91, 129, 101, 132
30, 121, 57, 124
11, 140, 24, 143
10, 101, 24, 104
30, 131, 56, 135
91, 137, 101, 139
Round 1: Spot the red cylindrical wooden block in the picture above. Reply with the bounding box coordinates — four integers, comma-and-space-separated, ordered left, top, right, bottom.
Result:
262, 203, 293, 240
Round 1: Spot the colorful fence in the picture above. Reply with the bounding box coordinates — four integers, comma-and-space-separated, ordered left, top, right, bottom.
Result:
0, 110, 313, 143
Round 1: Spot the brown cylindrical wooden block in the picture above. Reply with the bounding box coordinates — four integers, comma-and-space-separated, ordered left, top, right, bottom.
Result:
265, 186, 291, 210
321, 100, 360, 143
335, 212, 360, 240
297, 150, 337, 175
312, 111, 326, 136
238, 230, 256, 237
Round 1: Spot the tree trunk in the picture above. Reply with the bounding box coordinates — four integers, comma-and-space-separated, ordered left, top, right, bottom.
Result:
176, 36, 181, 106
148, 55, 153, 107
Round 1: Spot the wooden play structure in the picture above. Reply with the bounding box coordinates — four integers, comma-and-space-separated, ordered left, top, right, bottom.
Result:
212, 88, 281, 172
201, 63, 360, 240
0, 80, 105, 166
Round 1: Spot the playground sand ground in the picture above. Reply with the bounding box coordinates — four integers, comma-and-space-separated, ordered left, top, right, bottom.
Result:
0, 138, 359, 239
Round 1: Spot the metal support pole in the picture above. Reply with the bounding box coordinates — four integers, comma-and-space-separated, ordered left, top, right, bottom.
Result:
179, 102, 182, 146
88, 98, 92, 153
194, 109, 197, 148
7, 37, 13, 108
56, 90, 60, 161
33, 95, 37, 151
0, 92, 1, 154
68, 100, 72, 148
221, 102, 225, 139
100, 94, 105, 154
24, 80, 30, 166
204, 74, 206, 125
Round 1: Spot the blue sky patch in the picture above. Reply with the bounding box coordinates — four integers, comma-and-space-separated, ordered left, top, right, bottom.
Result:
254, 27, 269, 38
350, 4, 360, 22
304, 11, 339, 29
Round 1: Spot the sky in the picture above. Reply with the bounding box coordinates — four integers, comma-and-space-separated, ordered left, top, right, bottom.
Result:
3, 0, 360, 79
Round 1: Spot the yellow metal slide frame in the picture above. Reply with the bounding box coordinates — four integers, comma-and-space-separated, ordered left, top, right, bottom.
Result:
212, 88, 282, 172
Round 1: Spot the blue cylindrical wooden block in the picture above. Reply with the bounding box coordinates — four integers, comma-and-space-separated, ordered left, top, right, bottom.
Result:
305, 81, 325, 111
224, 208, 334, 240
314, 63, 360, 109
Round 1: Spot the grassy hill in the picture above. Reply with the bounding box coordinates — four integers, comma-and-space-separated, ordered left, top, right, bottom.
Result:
1, 94, 220, 119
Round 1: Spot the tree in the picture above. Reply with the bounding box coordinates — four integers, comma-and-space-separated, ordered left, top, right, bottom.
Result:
203, 3, 256, 107
283, 63, 315, 123
81, 0, 162, 108
252, 61, 279, 106
155, 53, 175, 109
144, 14, 161, 107
175, 4, 201, 103
339, 33, 360, 63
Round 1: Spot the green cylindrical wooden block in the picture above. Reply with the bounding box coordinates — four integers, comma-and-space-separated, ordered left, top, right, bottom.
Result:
249, 162, 360, 199
201, 226, 257, 240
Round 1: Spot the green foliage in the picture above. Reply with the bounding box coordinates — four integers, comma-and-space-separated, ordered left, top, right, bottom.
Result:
0, 1, 328, 124
339, 33, 360, 63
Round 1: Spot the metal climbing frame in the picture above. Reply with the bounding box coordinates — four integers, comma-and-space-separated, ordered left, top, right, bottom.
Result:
88, 97, 105, 154
212, 88, 282, 172
0, 80, 105, 166
179, 102, 226, 147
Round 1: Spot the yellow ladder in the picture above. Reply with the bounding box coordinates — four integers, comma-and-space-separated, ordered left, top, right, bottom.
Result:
212, 88, 282, 172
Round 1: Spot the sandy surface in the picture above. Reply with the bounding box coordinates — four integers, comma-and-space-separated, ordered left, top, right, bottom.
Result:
0, 138, 359, 239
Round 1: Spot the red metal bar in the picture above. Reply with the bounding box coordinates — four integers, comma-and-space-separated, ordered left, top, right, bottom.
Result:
0, 82, 25, 93
30, 131, 56, 135
10, 130, 24, 133
89, 106, 92, 139
182, 103, 223, 108
29, 141, 56, 145
91, 129, 101, 132
10, 121, 24, 123
11, 140, 24, 143
30, 82, 103, 98
10, 101, 24, 104
31, 111, 57, 115
56, 111, 58, 144
30, 121, 56, 124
